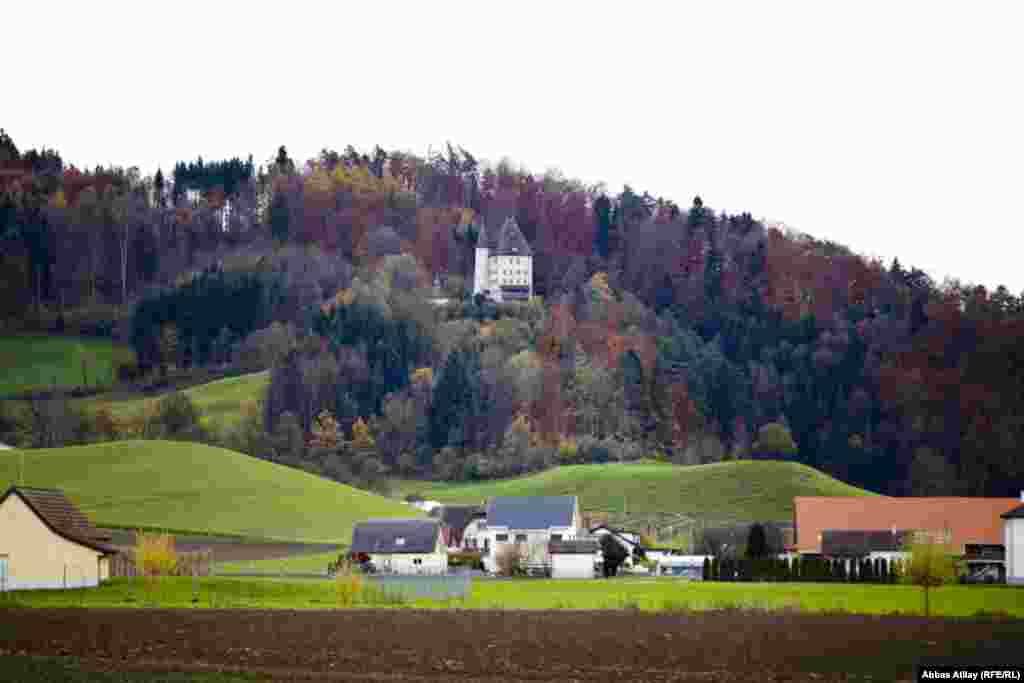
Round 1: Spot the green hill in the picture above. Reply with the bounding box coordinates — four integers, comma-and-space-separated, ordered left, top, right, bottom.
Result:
397, 460, 876, 522
0, 335, 135, 396
0, 440, 417, 543
84, 371, 270, 432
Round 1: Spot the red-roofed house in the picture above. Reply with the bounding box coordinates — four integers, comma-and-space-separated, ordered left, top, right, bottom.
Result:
793, 495, 1022, 581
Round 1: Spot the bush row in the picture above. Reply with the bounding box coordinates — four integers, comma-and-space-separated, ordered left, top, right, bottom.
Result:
702, 556, 902, 583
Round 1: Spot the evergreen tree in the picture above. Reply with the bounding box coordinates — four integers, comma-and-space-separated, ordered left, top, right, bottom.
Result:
593, 194, 611, 259
746, 523, 769, 559
702, 556, 711, 581
269, 192, 290, 241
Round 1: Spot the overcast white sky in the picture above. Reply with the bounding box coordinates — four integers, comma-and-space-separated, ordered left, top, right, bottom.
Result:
6, 1, 1023, 291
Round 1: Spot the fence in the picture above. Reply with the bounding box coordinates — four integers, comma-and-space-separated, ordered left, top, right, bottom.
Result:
109, 550, 214, 578
363, 572, 472, 600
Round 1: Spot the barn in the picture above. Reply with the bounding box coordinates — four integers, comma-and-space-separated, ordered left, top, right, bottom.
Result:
0, 486, 118, 590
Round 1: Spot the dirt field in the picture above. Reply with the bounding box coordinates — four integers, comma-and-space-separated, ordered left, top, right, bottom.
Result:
101, 529, 340, 563
1, 608, 1022, 682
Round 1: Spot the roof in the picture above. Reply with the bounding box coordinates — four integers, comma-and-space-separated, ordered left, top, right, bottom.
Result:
350, 518, 441, 554
821, 530, 912, 556
486, 496, 576, 530
493, 217, 532, 256
793, 496, 1021, 554
475, 221, 491, 250
439, 505, 485, 532
0, 486, 118, 554
589, 526, 641, 546
1000, 503, 1024, 520
549, 539, 599, 554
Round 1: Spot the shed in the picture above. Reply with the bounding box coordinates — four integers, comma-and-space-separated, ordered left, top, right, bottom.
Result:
549, 539, 599, 579
0, 486, 118, 590
350, 518, 446, 575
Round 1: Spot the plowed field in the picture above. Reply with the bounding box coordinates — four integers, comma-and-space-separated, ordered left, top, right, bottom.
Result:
1, 608, 1022, 682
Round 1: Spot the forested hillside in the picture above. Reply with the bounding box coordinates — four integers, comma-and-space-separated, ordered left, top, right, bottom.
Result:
1, 129, 1021, 497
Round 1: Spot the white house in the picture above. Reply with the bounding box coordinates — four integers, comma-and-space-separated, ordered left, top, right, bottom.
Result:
549, 539, 601, 579
350, 518, 447, 575
480, 496, 581, 573
1001, 494, 1024, 586
0, 486, 118, 590
472, 217, 533, 302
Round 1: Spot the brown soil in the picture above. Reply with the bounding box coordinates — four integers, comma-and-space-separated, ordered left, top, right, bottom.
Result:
101, 529, 340, 563
1, 608, 1022, 682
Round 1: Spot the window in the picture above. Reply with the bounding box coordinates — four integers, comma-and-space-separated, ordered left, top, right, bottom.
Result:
0, 556, 7, 590
395, 537, 406, 547
515, 534, 528, 542
496, 534, 509, 542
413, 558, 422, 565
550, 534, 562, 542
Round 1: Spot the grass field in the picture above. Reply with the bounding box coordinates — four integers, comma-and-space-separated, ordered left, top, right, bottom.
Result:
396, 460, 875, 521
0, 335, 136, 396
0, 440, 418, 543
3, 576, 1021, 617
214, 550, 343, 574
82, 371, 270, 432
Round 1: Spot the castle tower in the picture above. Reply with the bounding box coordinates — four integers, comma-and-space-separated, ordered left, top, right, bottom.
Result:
472, 220, 491, 298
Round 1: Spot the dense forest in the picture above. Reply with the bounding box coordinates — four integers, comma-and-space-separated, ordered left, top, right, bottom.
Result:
1, 128, 1021, 498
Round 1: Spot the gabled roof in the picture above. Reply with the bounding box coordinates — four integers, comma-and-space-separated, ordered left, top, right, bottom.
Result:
350, 518, 441, 554
440, 505, 485, 532
486, 496, 576, 530
0, 486, 118, 555
794, 496, 1020, 554
493, 217, 532, 256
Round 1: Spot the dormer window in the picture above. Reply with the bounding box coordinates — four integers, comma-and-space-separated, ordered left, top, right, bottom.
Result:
395, 537, 406, 547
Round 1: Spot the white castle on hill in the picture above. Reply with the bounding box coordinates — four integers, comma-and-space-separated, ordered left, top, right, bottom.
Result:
472, 217, 533, 302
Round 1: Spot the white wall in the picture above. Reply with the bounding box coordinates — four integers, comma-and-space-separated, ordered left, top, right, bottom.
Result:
551, 553, 596, 579
1007, 519, 1024, 585
369, 552, 447, 575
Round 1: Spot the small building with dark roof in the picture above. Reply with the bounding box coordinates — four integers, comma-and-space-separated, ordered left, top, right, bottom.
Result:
549, 538, 600, 579
0, 486, 118, 590
350, 518, 446, 575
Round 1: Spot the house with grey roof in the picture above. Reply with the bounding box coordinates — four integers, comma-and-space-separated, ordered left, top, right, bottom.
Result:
350, 518, 446, 575
471, 217, 533, 302
480, 495, 582, 574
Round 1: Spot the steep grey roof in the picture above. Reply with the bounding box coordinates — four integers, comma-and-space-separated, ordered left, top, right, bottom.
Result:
1001, 504, 1024, 519
350, 518, 441, 554
486, 496, 576, 530
821, 529, 911, 556
494, 217, 532, 256
549, 539, 599, 554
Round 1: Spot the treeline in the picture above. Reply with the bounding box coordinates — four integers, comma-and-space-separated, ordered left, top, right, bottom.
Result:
2, 127, 1023, 497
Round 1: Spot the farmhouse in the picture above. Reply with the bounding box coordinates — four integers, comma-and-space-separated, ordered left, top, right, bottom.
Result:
0, 486, 118, 590
350, 518, 446, 575
480, 495, 581, 573
793, 495, 1021, 581
1001, 494, 1024, 585
549, 539, 600, 579
472, 217, 533, 302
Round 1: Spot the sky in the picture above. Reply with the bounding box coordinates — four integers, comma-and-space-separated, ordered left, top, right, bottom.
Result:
6, 1, 1023, 291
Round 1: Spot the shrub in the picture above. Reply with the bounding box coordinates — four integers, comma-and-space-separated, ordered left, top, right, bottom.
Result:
152, 391, 203, 439
134, 531, 177, 589
495, 543, 525, 577
334, 559, 363, 607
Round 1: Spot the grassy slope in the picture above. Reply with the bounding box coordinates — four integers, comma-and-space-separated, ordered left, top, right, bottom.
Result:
0, 335, 135, 395
396, 460, 875, 521
0, 440, 418, 543
83, 371, 270, 431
